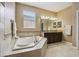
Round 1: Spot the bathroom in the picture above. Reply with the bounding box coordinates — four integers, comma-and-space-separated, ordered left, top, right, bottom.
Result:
0, 2, 79, 57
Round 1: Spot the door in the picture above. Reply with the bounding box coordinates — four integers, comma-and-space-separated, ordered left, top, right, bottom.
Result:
76, 11, 79, 49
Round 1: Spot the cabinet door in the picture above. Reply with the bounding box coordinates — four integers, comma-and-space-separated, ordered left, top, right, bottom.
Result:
53, 33, 58, 42
48, 33, 53, 43
57, 32, 62, 42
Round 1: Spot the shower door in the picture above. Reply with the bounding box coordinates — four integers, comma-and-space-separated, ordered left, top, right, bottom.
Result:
0, 2, 15, 57
0, 2, 5, 56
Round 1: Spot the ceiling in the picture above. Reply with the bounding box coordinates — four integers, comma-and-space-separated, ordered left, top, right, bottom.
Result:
19, 2, 72, 12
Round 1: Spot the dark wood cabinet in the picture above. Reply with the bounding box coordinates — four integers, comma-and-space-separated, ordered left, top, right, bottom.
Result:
44, 32, 62, 44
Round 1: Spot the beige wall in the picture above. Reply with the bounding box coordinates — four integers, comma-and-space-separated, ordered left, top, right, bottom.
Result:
16, 3, 74, 43
16, 3, 57, 36
57, 6, 72, 42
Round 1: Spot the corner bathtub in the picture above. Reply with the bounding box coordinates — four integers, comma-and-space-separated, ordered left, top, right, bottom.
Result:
4, 36, 47, 57
13, 36, 43, 50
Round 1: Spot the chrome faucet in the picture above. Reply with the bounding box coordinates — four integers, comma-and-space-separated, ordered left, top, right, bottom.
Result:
32, 34, 38, 43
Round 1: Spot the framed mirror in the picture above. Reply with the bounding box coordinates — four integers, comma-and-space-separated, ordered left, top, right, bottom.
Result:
57, 20, 62, 28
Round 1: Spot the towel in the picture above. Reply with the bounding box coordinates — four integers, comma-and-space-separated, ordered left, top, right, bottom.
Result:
64, 25, 71, 35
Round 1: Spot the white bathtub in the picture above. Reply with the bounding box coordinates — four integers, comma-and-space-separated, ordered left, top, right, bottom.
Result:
13, 36, 43, 50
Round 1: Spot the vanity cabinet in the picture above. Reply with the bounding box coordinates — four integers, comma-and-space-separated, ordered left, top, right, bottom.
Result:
44, 32, 62, 44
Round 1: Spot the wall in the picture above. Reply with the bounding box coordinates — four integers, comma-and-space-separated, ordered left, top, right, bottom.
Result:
58, 3, 79, 46
57, 6, 72, 42
16, 3, 57, 37
72, 2, 79, 46
16, 3, 74, 43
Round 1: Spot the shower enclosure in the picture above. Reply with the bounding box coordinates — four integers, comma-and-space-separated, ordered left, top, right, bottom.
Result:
0, 2, 5, 56
0, 2, 15, 57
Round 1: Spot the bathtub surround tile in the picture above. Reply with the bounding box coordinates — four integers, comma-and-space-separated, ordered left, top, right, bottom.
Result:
45, 42, 79, 57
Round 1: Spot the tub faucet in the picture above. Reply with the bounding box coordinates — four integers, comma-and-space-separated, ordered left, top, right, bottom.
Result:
34, 37, 38, 43
32, 34, 38, 43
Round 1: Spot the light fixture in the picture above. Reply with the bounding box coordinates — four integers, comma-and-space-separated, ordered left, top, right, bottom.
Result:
40, 15, 58, 20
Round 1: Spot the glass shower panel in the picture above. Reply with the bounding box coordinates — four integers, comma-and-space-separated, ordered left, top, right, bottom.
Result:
0, 2, 5, 56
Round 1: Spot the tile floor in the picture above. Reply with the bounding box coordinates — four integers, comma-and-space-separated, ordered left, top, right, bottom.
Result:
45, 42, 79, 57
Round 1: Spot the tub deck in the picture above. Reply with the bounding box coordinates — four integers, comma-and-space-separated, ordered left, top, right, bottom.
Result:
4, 38, 47, 57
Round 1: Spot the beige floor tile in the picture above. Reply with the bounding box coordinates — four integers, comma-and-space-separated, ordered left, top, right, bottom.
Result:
45, 42, 79, 57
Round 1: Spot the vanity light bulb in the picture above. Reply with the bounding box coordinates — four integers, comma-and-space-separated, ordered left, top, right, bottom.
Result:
41, 16, 44, 19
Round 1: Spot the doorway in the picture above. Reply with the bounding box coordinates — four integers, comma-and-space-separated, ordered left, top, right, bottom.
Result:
76, 10, 79, 49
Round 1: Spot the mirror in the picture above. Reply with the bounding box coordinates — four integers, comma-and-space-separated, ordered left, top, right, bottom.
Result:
41, 16, 62, 31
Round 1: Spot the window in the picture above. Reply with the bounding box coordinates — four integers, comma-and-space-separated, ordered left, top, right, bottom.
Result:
23, 10, 36, 28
